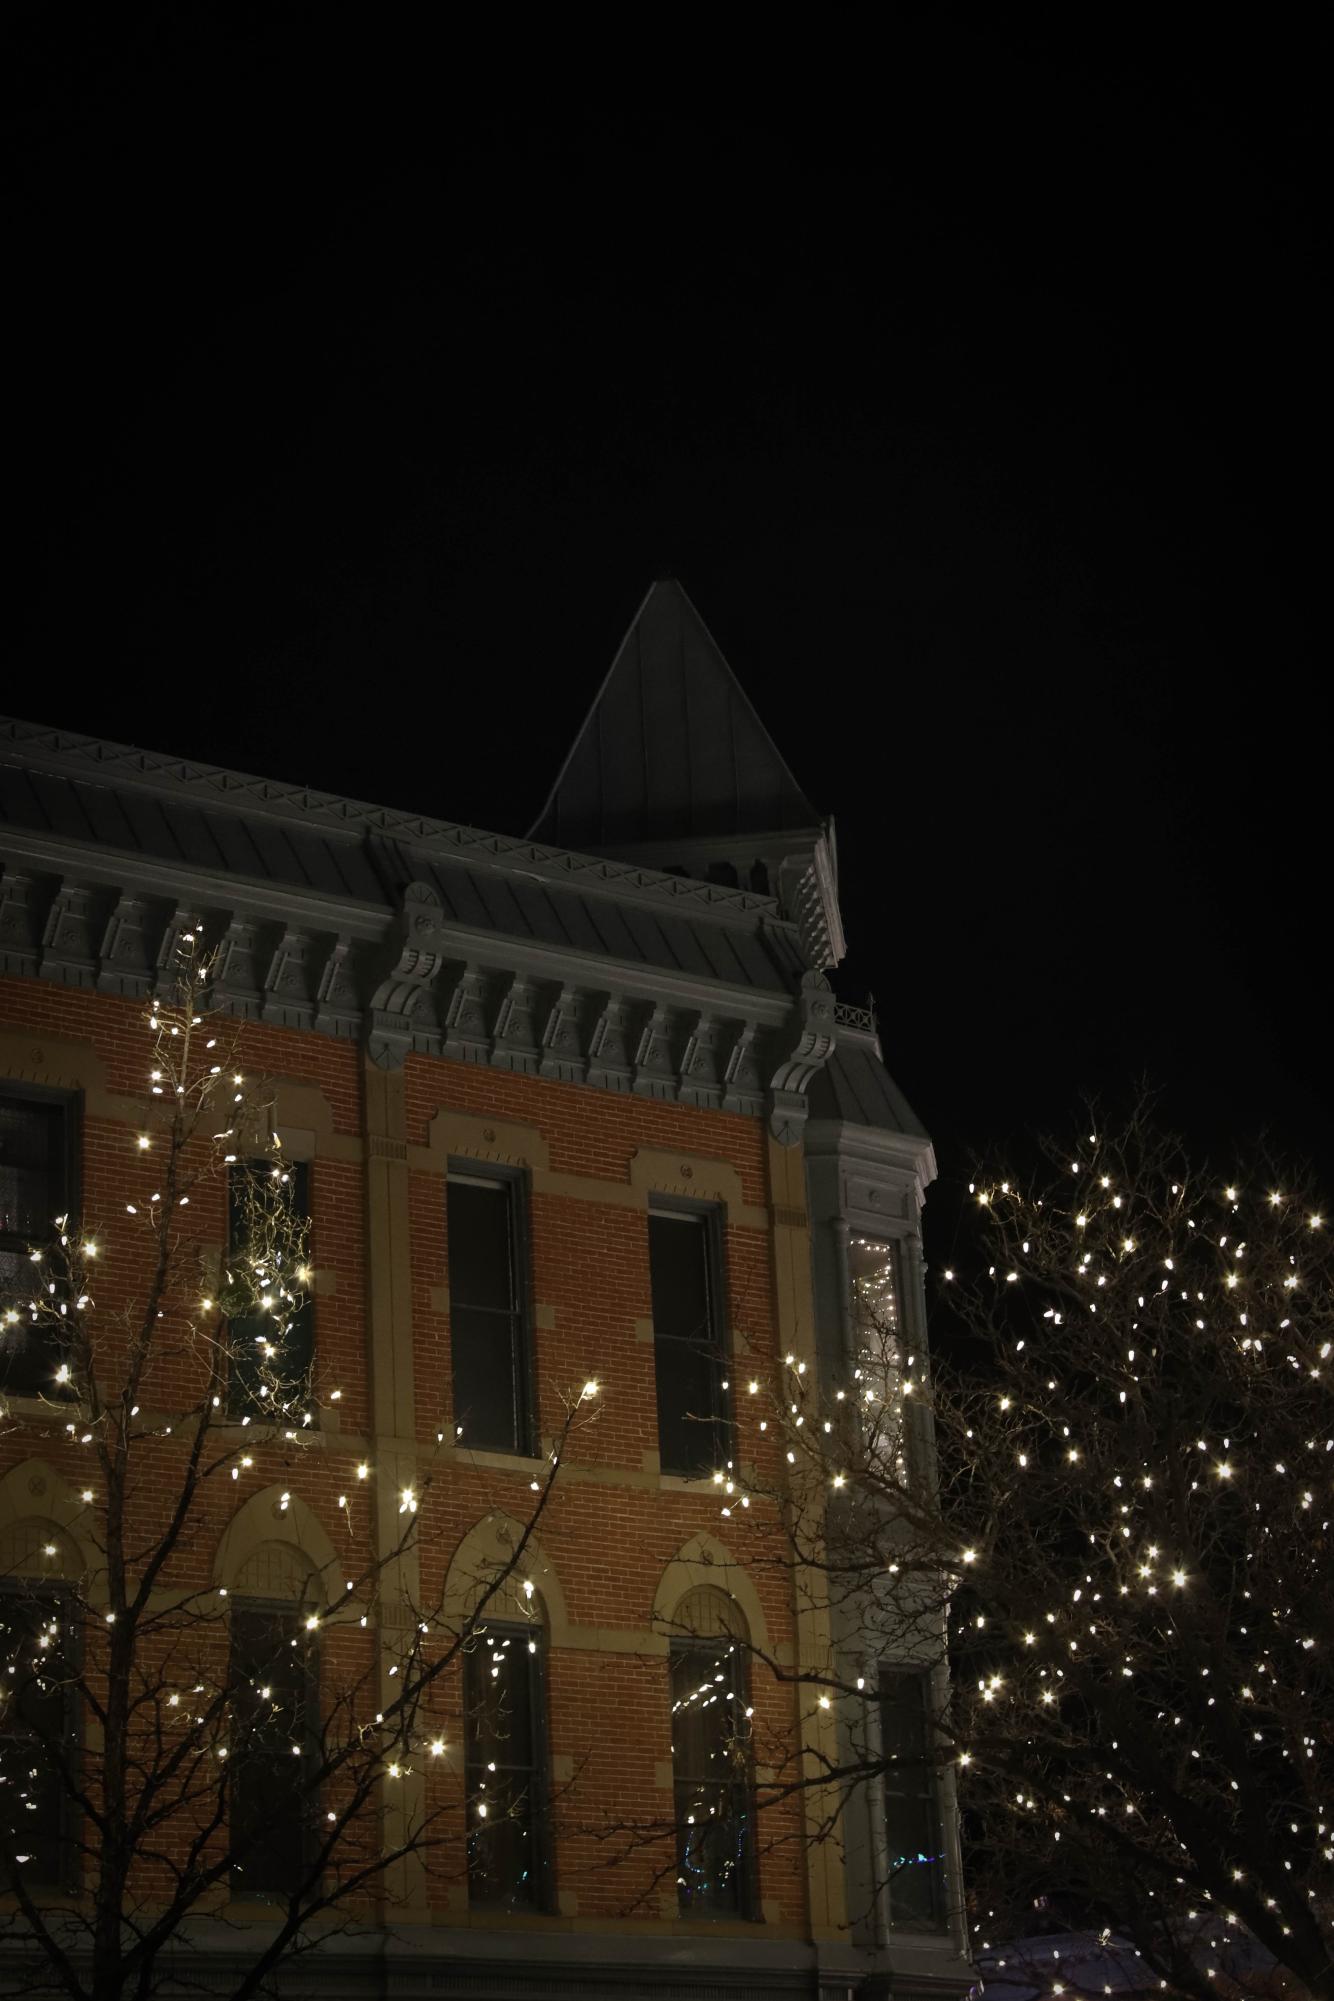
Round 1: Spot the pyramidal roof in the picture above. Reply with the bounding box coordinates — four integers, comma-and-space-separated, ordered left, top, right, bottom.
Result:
528, 578, 821, 851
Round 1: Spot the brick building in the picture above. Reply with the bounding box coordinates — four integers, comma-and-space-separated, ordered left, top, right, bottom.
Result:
0, 581, 972, 1999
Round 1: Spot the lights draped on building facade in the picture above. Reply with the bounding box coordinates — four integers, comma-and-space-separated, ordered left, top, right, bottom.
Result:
0, 581, 970, 1998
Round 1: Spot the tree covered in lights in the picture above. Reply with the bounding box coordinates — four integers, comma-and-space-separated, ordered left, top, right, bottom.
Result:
0, 937, 583, 2001
735, 1108, 1333, 2001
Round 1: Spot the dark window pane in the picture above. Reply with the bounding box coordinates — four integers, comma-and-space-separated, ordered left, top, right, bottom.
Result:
229, 1605, 316, 1897
881, 1671, 946, 1928
648, 1214, 711, 1345
669, 1639, 753, 1917
448, 1182, 513, 1311
655, 1339, 722, 1478
448, 1178, 528, 1454
0, 1094, 70, 1398
464, 1627, 546, 1910
226, 1160, 313, 1417
0, 1591, 75, 1886
885, 1793, 944, 1925
649, 1212, 725, 1476
0, 1098, 66, 1241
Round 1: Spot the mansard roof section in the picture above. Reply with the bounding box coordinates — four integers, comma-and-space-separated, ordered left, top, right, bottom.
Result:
0, 717, 807, 997
528, 578, 822, 851
807, 1011, 930, 1141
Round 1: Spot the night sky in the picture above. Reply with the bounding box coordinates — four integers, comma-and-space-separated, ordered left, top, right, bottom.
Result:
9, 14, 1326, 1191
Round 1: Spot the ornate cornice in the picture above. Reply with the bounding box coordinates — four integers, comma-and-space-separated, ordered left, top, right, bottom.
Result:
0, 717, 782, 926
0, 859, 836, 1130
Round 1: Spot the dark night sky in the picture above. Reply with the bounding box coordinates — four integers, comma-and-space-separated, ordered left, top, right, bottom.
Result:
7, 13, 1327, 1185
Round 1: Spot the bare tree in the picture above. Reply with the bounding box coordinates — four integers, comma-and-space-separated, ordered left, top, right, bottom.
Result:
716, 1105, 1333, 2000
0, 936, 591, 2001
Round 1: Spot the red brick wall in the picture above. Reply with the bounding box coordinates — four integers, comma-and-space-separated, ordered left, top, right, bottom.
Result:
0, 974, 809, 1930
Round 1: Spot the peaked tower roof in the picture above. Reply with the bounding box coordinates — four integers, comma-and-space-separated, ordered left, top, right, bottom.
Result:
528, 578, 821, 851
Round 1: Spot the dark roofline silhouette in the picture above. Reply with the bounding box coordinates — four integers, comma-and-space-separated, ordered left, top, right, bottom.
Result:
528, 578, 821, 851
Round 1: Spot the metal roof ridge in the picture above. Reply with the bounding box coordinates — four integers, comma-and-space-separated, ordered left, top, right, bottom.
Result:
0, 715, 784, 927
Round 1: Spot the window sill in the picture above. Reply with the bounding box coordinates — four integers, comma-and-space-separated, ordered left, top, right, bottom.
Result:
657, 1469, 726, 1493
438, 1441, 548, 1477
0, 1388, 79, 1422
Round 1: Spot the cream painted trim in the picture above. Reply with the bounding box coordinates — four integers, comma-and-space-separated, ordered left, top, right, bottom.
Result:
409, 1113, 774, 1232
442, 1511, 570, 1647
435, 1442, 548, 1479
630, 1147, 768, 1231
412, 1107, 550, 1175
565, 1624, 668, 1657
0, 1026, 116, 1117
213, 1483, 341, 1598
653, 1530, 772, 1658
0, 1458, 102, 1584
272, 1079, 362, 1161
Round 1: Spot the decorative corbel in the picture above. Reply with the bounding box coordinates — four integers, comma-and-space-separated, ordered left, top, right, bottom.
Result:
155, 908, 208, 1001
767, 970, 836, 1145
366, 882, 449, 1070
0, 870, 41, 977
539, 986, 587, 1085
633, 1002, 678, 1101
98, 892, 153, 997
587, 995, 634, 1093
679, 1013, 724, 1109
492, 974, 543, 1075
262, 929, 317, 1030
441, 963, 492, 1066
313, 936, 361, 1039
40, 883, 98, 989
209, 916, 264, 1018
722, 1022, 766, 1117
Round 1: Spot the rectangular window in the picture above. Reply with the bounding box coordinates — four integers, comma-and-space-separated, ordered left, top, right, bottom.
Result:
464, 1624, 548, 1909
880, 1669, 946, 1927
849, 1235, 914, 1482
669, 1636, 754, 1916
649, 1208, 727, 1477
0, 1088, 74, 1397
225, 1159, 313, 1417
0, 1588, 76, 1886
229, 1602, 317, 1897
448, 1171, 532, 1455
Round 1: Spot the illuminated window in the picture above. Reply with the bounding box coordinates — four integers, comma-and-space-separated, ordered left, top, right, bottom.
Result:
848, 1234, 900, 1352
649, 1206, 728, 1476
0, 1086, 76, 1396
849, 1235, 910, 1480
464, 1624, 549, 1908
881, 1669, 946, 1927
448, 1170, 533, 1455
225, 1158, 313, 1416
669, 1590, 754, 1917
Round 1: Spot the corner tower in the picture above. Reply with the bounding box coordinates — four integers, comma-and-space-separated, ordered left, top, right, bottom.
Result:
528, 578, 846, 969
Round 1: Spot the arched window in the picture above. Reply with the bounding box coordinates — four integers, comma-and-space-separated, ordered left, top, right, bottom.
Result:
228, 1542, 320, 1899
0, 1521, 79, 1887
463, 1576, 549, 1911
668, 1587, 755, 1917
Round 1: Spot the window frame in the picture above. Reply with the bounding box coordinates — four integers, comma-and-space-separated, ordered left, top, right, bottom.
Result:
647, 1196, 731, 1478
0, 1082, 80, 1400
879, 1665, 948, 1930
226, 1593, 320, 1901
446, 1160, 536, 1458
462, 1616, 552, 1912
0, 1577, 81, 1891
667, 1629, 757, 1920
